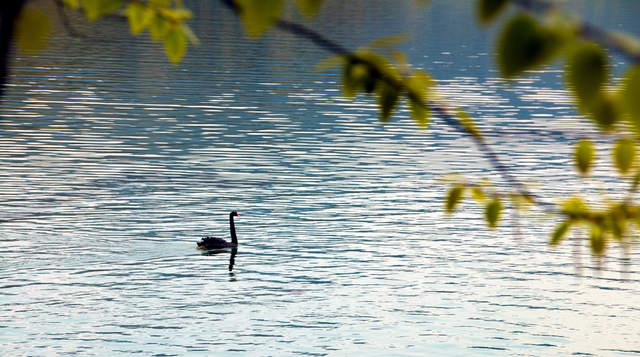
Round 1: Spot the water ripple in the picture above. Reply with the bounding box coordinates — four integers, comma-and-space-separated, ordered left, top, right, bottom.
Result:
1, 0, 640, 356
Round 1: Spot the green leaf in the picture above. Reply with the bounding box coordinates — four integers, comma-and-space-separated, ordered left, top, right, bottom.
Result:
566, 43, 620, 130
614, 138, 636, 175
62, 0, 80, 9
354, 52, 401, 98
235, 0, 284, 37
363, 74, 378, 94
378, 81, 400, 122
405, 70, 433, 100
589, 223, 606, 255
165, 8, 193, 21
369, 33, 410, 50
82, 0, 102, 21
608, 212, 626, 241
406, 71, 432, 127
163, 27, 187, 64
445, 185, 464, 213
149, 0, 171, 7
126, 2, 156, 34
485, 198, 502, 229
478, 0, 509, 24
589, 92, 621, 130
550, 221, 571, 246
391, 51, 408, 69
181, 23, 200, 45
575, 139, 594, 175
509, 193, 530, 211
471, 187, 486, 202
623, 66, 640, 133
567, 42, 607, 104
357, 51, 398, 80
100, 0, 123, 15
342, 62, 369, 98
149, 14, 170, 41
562, 197, 587, 218
315, 55, 347, 72
14, 9, 50, 53
455, 109, 481, 138
497, 14, 562, 77
409, 98, 430, 128
294, 0, 323, 17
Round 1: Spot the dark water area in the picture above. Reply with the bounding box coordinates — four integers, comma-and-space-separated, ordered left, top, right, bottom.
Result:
1, 0, 640, 356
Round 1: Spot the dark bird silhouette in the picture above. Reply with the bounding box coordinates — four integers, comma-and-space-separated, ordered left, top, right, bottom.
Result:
197, 211, 240, 249
200, 247, 238, 272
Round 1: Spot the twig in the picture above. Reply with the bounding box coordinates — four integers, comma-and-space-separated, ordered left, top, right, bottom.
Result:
275, 20, 350, 56
220, 1, 555, 210
52, 0, 86, 39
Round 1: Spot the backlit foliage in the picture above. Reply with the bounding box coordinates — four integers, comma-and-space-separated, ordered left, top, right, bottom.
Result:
14, 0, 640, 260
24, 0, 195, 64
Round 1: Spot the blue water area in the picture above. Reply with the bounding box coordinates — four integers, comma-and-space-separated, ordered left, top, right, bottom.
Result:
1, 0, 640, 356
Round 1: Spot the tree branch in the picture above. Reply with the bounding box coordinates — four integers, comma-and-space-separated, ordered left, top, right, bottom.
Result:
513, 0, 640, 64
219, 1, 555, 210
53, 0, 86, 39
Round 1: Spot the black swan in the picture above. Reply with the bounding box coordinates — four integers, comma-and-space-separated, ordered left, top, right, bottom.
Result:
197, 211, 240, 249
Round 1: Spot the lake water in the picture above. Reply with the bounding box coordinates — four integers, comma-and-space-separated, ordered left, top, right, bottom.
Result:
2, 0, 640, 356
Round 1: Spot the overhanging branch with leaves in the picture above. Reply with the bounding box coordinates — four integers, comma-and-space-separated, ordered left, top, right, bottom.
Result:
2, 0, 640, 260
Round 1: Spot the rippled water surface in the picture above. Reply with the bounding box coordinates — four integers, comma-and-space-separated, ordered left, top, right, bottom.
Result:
2, 0, 640, 356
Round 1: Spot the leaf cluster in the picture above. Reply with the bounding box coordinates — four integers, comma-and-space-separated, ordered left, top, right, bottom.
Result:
335, 50, 434, 126
21, 0, 196, 64
552, 198, 637, 256
504, 9, 638, 132
234, 0, 323, 37
13, 0, 640, 262
444, 179, 532, 230
482, 1, 640, 136
480, 0, 640, 258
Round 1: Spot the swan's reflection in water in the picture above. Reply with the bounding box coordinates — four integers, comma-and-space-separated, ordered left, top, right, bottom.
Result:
201, 247, 238, 273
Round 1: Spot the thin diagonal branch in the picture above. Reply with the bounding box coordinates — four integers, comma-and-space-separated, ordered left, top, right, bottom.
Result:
275, 20, 351, 56
53, 0, 86, 39
277, 22, 552, 207
218, 0, 554, 210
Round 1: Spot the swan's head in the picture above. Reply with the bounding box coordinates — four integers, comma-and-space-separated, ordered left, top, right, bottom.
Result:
230, 211, 239, 218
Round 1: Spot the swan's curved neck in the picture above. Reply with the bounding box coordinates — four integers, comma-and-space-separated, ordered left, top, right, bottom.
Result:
229, 215, 237, 244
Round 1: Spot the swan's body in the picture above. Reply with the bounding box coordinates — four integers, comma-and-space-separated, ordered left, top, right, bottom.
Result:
197, 211, 239, 249
198, 236, 235, 248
